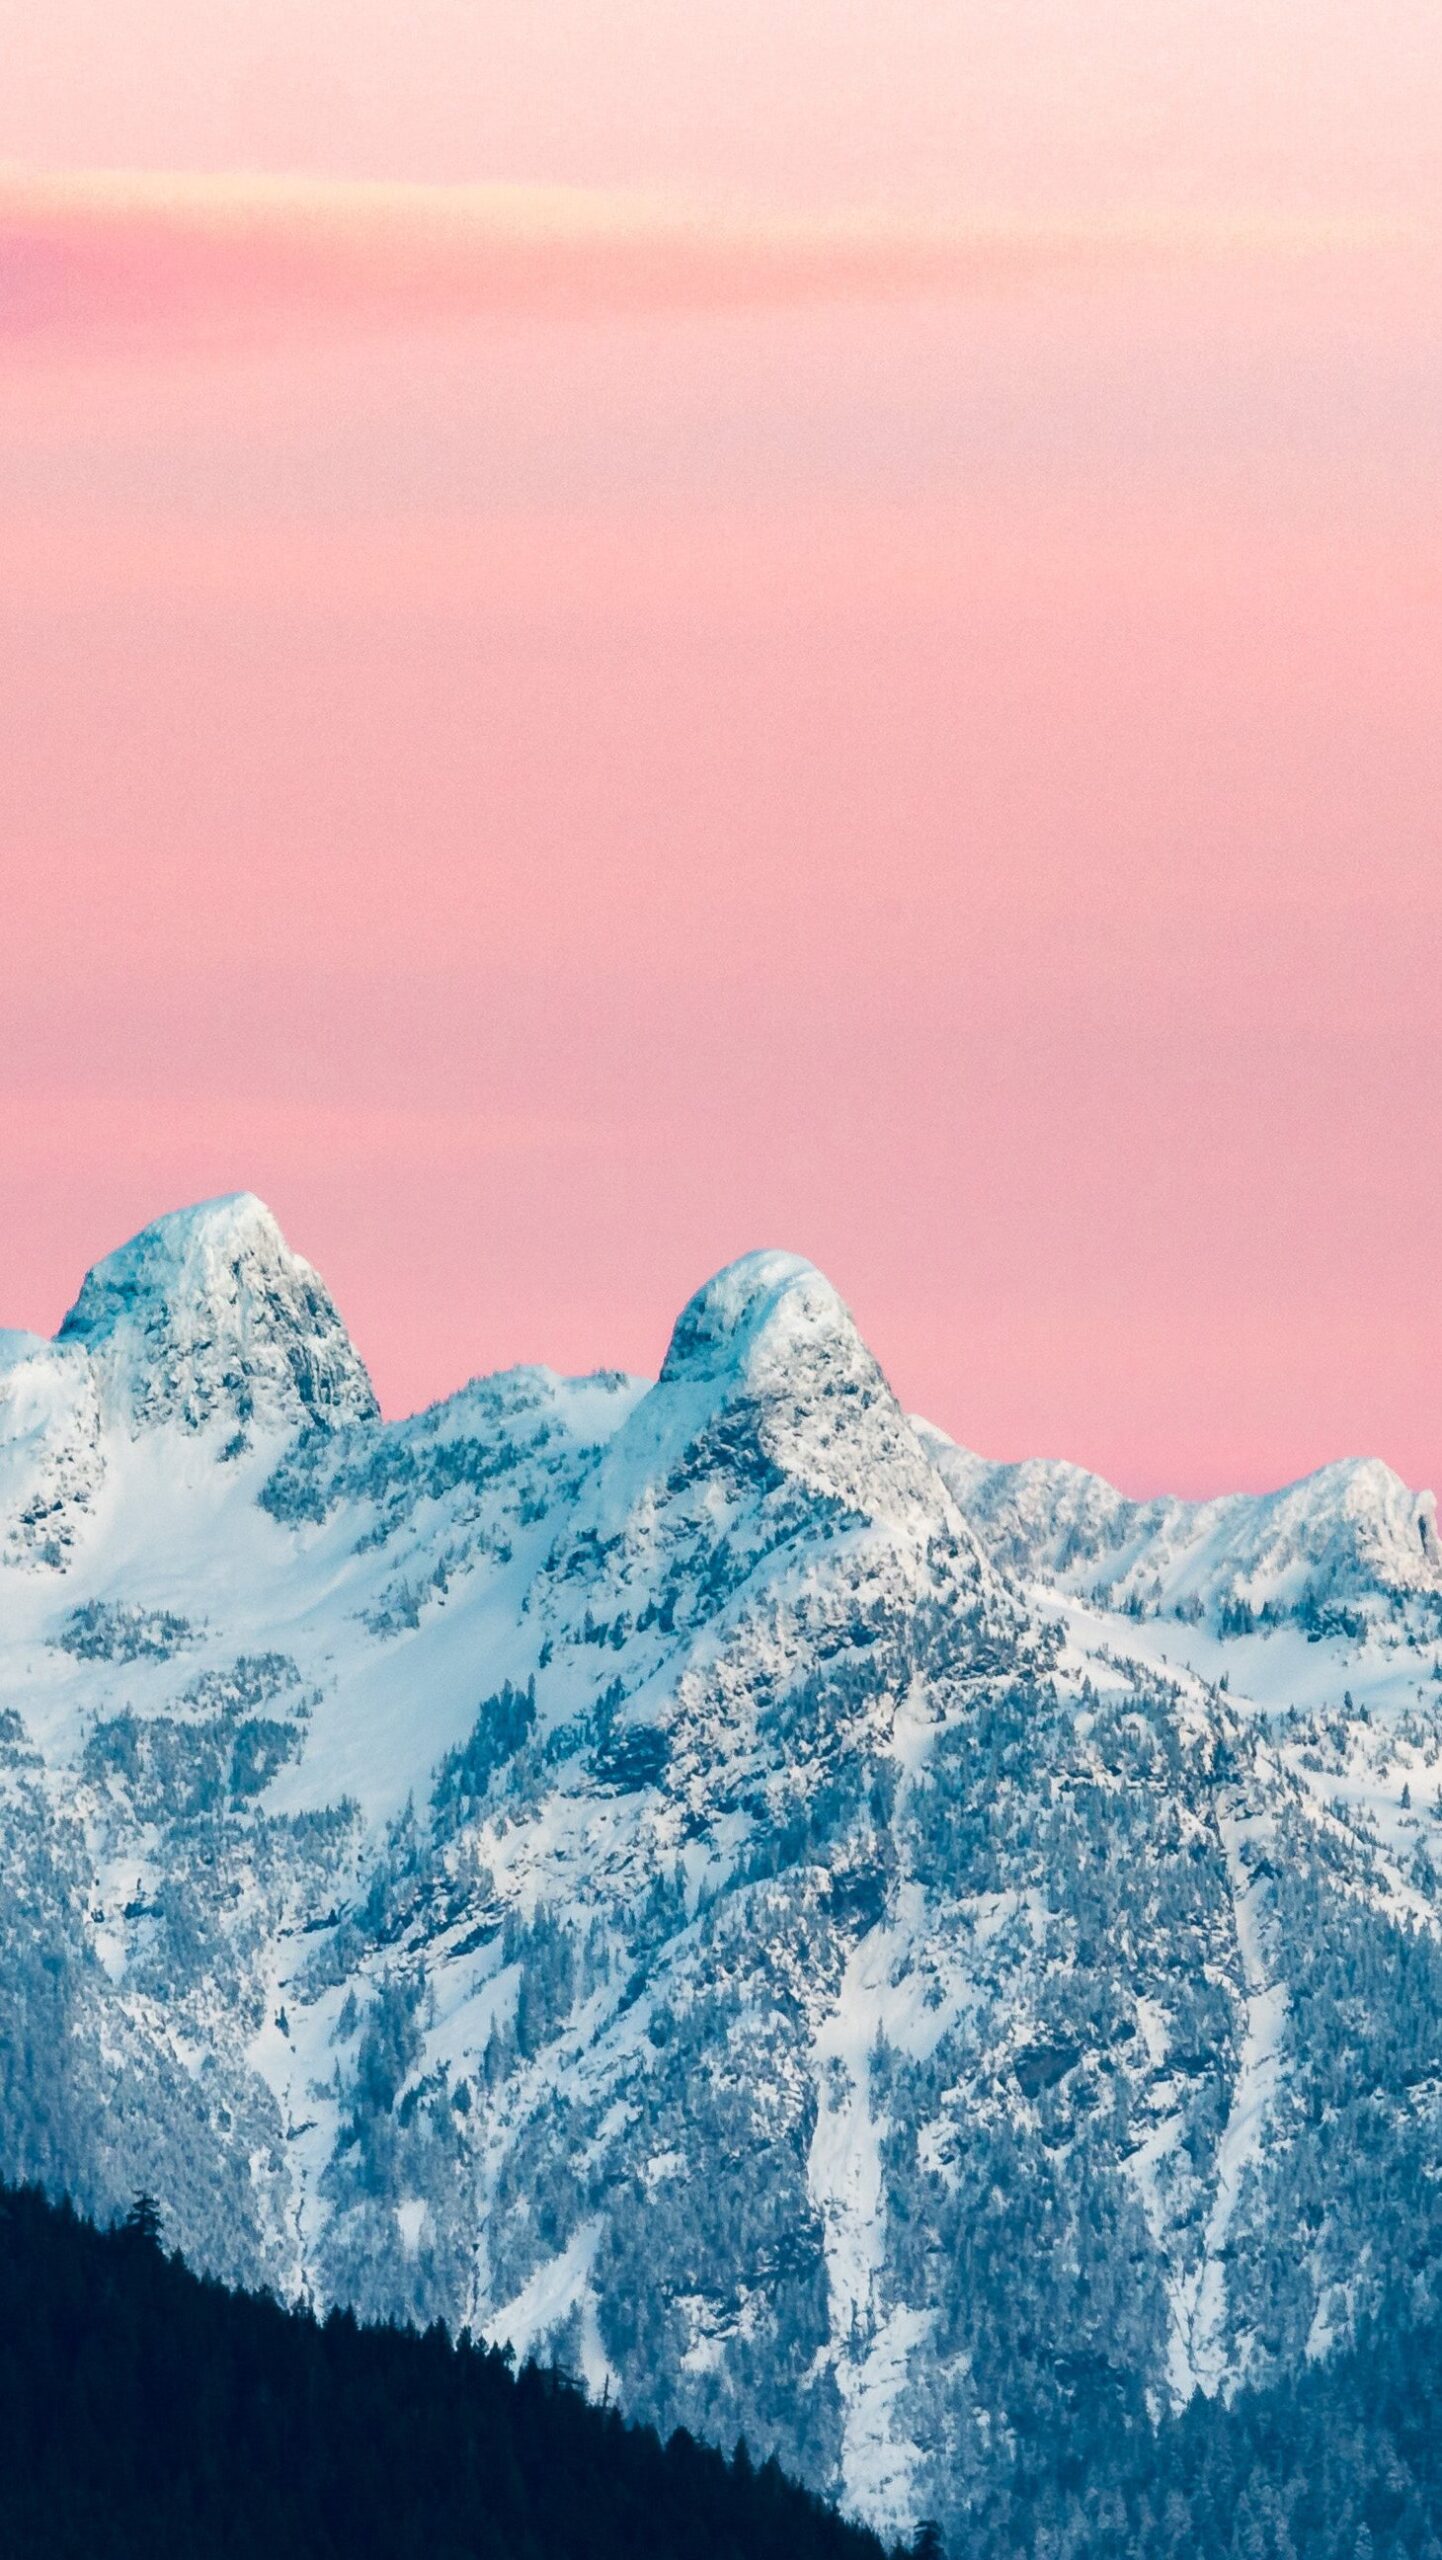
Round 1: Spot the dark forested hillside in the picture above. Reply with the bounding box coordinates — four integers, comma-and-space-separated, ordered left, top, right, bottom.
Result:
5, 2177, 1442, 2558
0, 2184, 886, 2560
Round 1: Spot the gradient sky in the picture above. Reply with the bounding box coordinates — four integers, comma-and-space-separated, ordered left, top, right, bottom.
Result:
2, 4, 1439, 1494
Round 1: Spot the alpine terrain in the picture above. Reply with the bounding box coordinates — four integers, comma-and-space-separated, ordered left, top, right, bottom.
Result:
2, 1195, 1440, 2545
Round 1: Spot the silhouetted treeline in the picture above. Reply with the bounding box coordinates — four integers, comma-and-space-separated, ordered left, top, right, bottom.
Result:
8, 2175, 1442, 2560
0, 2183, 887, 2560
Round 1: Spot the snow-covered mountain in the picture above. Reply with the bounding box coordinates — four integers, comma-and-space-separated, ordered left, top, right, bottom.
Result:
3, 1195, 1441, 2542
923, 1433, 1440, 1629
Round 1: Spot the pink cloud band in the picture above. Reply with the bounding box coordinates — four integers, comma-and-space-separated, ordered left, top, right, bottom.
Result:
0, 166, 1384, 357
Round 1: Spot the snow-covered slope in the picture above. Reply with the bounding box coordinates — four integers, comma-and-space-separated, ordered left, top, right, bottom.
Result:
3, 1198, 1442, 2544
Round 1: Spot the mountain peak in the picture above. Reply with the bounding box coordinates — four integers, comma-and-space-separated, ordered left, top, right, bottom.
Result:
58, 1193, 378, 1436
646, 1248, 962, 1539
1266, 1454, 1441, 1595
659, 1250, 859, 1390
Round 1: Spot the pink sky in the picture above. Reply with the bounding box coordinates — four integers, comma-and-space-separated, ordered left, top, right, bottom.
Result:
2, 7, 1439, 1495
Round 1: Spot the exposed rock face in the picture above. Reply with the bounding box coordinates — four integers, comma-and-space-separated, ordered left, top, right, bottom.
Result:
58, 1193, 379, 1436
2, 1202, 1441, 2542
